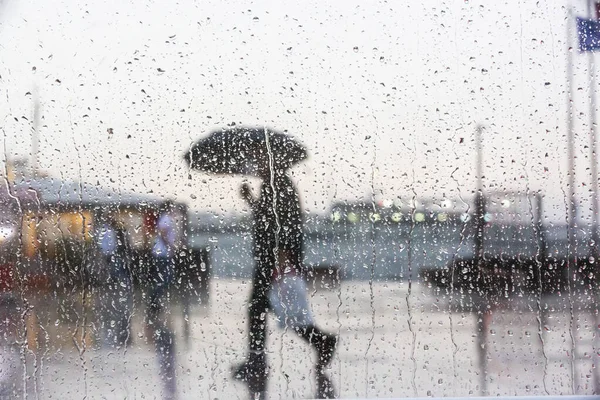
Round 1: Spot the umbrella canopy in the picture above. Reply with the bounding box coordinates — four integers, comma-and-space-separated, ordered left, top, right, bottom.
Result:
184, 126, 308, 176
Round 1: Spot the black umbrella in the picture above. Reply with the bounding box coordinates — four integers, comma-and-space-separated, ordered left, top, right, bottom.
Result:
183, 126, 308, 176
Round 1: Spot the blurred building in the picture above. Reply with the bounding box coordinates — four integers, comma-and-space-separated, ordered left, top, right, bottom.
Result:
1, 158, 188, 291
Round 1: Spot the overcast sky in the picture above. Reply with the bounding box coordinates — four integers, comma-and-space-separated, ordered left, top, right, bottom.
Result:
0, 0, 598, 221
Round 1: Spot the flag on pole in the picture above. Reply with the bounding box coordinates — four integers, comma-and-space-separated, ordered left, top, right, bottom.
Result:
578, 17, 600, 52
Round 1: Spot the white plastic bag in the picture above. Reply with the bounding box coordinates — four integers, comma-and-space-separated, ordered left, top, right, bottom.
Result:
269, 274, 315, 330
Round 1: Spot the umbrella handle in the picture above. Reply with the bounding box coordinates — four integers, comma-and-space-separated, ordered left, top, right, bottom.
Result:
240, 183, 257, 209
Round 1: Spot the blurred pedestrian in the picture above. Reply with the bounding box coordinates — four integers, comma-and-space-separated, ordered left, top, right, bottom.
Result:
97, 216, 133, 349
232, 162, 338, 399
147, 201, 178, 400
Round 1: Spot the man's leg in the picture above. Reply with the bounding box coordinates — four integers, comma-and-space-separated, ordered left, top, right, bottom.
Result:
291, 324, 337, 399
233, 264, 271, 397
292, 325, 337, 368
248, 269, 270, 354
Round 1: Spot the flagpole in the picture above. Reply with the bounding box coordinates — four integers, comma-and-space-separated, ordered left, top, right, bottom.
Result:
567, 8, 576, 246
586, 1, 600, 268
585, 0, 600, 393
567, 9, 575, 270
32, 86, 40, 176
566, 6, 578, 394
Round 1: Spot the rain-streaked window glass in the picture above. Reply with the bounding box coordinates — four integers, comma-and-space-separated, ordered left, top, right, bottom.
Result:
0, 0, 599, 398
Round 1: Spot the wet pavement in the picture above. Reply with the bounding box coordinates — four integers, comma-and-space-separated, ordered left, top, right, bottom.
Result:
2, 280, 598, 399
